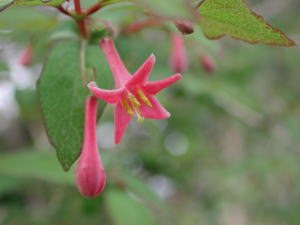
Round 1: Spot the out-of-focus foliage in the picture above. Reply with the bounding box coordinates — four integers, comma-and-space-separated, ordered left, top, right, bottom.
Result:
0, 0, 300, 225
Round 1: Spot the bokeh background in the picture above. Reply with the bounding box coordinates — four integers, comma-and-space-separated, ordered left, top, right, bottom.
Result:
0, 0, 300, 224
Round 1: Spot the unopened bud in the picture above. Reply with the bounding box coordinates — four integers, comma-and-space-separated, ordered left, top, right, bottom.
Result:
174, 19, 194, 35
75, 96, 106, 198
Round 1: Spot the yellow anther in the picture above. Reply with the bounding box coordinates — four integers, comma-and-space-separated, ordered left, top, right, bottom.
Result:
127, 96, 145, 123
121, 90, 145, 123
127, 91, 141, 107
121, 99, 134, 116
136, 88, 152, 107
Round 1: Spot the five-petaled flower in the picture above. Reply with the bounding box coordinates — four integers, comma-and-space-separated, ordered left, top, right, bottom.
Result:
88, 38, 182, 144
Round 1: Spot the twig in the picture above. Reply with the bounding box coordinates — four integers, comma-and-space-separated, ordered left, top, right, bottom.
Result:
74, 0, 89, 38
86, 2, 104, 15
56, 5, 72, 17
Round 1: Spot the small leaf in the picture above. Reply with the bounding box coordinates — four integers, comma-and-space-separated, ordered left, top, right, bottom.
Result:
14, 0, 64, 6
198, 0, 296, 46
37, 40, 113, 171
105, 189, 158, 225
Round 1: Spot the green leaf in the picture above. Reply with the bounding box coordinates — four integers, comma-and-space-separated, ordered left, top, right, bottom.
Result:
14, 0, 64, 6
105, 189, 158, 225
0, 8, 57, 32
0, 151, 74, 184
198, 0, 296, 46
37, 40, 113, 171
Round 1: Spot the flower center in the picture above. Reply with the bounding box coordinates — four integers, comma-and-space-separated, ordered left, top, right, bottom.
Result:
120, 87, 152, 122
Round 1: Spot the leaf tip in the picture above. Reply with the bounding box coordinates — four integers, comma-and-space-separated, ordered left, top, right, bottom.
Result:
62, 163, 71, 172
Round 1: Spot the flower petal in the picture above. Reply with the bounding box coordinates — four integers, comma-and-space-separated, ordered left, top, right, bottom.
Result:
126, 54, 156, 87
143, 74, 182, 95
140, 95, 170, 119
100, 38, 131, 88
114, 103, 132, 144
88, 82, 123, 105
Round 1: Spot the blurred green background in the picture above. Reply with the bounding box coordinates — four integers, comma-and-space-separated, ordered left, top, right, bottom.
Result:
0, 0, 300, 224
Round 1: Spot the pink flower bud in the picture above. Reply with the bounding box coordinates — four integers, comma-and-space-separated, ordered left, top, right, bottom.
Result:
173, 19, 194, 35
169, 33, 188, 73
200, 54, 216, 73
19, 45, 32, 66
75, 96, 106, 198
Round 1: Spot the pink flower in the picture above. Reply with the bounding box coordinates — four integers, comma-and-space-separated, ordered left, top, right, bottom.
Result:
88, 38, 182, 144
169, 33, 188, 73
75, 96, 106, 198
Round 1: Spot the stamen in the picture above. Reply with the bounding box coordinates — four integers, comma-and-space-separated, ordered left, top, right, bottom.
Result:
121, 90, 145, 123
127, 91, 141, 107
121, 99, 134, 116
136, 88, 152, 107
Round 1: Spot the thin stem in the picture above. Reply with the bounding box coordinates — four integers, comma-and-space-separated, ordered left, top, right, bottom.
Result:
56, 5, 72, 17
86, 0, 128, 16
80, 39, 88, 85
74, 0, 82, 14
74, 0, 89, 39
122, 18, 158, 34
86, 2, 103, 15
76, 20, 89, 39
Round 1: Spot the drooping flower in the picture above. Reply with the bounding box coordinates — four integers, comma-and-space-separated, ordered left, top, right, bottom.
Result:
75, 96, 106, 198
88, 38, 182, 144
169, 33, 188, 73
